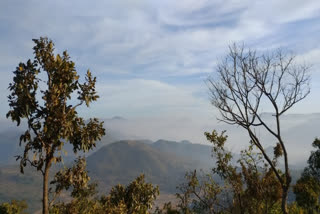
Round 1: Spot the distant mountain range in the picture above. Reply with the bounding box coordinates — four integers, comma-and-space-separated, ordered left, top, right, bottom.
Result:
1, 113, 318, 166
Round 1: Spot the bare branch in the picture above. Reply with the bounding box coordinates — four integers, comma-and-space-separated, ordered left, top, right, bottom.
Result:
207, 44, 310, 214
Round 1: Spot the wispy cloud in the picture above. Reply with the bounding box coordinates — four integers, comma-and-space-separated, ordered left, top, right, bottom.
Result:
1, 0, 320, 144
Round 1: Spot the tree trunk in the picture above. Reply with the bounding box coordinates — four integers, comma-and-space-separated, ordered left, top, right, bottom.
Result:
281, 185, 289, 214
42, 161, 50, 214
281, 136, 291, 214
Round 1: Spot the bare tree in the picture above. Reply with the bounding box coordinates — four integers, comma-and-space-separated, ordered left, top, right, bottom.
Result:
207, 44, 310, 214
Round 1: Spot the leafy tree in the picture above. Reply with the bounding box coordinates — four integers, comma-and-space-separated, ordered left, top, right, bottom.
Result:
304, 138, 320, 180
49, 157, 92, 206
293, 175, 320, 213
238, 143, 282, 214
101, 174, 160, 214
287, 202, 308, 214
207, 44, 310, 214
175, 170, 225, 214
51, 174, 159, 214
293, 138, 320, 213
0, 200, 28, 214
206, 130, 243, 213
162, 130, 282, 214
208, 130, 282, 214
50, 183, 104, 214
6, 37, 105, 214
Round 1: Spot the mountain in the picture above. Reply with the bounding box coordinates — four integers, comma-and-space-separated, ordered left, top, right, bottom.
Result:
0, 130, 24, 165
0, 165, 42, 212
87, 140, 203, 193
151, 139, 214, 168
1, 113, 319, 166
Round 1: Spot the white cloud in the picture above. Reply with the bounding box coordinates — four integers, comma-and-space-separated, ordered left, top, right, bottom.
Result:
296, 48, 320, 69
79, 78, 214, 118
1, 0, 319, 80
1, 0, 320, 146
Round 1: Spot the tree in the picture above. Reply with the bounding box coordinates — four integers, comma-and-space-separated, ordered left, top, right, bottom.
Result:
101, 174, 160, 214
162, 130, 282, 214
6, 37, 105, 214
293, 138, 320, 213
0, 200, 28, 214
206, 130, 281, 214
175, 170, 224, 214
237, 142, 282, 214
50, 158, 105, 214
51, 174, 159, 214
207, 44, 310, 214
49, 157, 92, 206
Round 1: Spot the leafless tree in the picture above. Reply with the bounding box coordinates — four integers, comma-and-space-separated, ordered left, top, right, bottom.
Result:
207, 44, 310, 214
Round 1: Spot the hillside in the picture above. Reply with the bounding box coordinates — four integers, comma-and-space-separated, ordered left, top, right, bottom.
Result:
0, 165, 42, 212
0, 130, 24, 165
152, 139, 214, 167
87, 140, 204, 193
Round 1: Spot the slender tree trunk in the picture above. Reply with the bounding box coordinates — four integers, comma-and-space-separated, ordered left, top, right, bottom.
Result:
280, 136, 291, 214
43, 161, 51, 214
281, 185, 289, 214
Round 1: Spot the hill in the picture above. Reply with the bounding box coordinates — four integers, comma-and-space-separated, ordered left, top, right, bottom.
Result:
0, 165, 42, 212
87, 140, 206, 193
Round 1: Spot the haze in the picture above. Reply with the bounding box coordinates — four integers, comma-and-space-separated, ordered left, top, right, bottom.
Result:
1, 0, 320, 164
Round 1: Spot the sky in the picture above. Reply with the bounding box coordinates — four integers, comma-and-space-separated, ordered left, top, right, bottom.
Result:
0, 1, 320, 154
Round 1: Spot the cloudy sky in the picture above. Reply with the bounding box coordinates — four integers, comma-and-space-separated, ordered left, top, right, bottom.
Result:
1, 1, 320, 151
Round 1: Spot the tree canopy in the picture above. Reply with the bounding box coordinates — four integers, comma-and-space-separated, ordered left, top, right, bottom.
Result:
6, 37, 105, 214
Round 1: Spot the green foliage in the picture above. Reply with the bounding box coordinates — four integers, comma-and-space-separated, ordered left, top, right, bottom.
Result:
50, 183, 103, 214
305, 138, 320, 179
293, 138, 320, 213
176, 170, 223, 214
238, 143, 282, 213
161, 130, 283, 214
7, 37, 105, 173
51, 174, 159, 214
102, 174, 160, 214
0, 200, 28, 214
6, 37, 105, 214
50, 157, 91, 201
288, 202, 312, 214
294, 175, 320, 211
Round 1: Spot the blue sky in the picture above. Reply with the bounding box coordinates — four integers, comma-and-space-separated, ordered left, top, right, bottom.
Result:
1, 0, 320, 127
